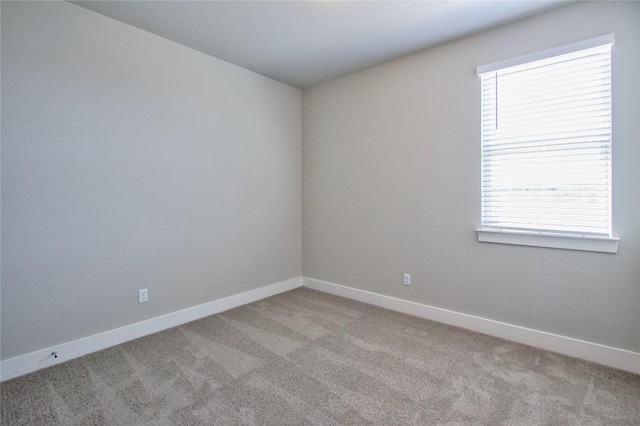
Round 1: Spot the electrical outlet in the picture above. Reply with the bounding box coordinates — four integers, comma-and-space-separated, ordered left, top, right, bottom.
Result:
403, 273, 411, 286
138, 288, 148, 303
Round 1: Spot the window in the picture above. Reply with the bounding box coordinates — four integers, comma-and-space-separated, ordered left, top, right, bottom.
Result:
476, 35, 619, 253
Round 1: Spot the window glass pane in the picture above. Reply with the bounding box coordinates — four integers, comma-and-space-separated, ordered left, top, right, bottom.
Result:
480, 43, 612, 236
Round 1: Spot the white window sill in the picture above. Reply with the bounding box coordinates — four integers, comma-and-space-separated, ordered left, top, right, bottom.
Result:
476, 228, 619, 254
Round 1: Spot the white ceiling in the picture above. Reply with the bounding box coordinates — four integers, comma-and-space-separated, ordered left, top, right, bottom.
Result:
72, 0, 570, 88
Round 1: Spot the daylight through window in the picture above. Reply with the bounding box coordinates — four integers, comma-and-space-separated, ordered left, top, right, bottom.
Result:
478, 35, 614, 240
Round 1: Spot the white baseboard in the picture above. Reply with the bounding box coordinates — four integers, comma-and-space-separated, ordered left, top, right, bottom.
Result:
4, 276, 637, 381
303, 277, 640, 375
1, 277, 302, 382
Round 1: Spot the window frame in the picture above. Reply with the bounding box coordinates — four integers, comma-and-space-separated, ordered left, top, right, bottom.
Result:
475, 35, 619, 254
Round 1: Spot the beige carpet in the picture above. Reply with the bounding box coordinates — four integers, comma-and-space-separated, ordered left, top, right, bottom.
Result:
2, 287, 639, 425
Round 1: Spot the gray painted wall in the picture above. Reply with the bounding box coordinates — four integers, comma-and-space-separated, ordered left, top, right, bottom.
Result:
303, 1, 640, 352
2, 0, 638, 364
1, 2, 302, 360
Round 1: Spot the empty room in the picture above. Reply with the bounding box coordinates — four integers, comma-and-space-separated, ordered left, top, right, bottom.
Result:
1, 0, 639, 424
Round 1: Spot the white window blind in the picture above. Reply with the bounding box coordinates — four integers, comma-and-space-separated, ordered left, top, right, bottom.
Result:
478, 36, 613, 238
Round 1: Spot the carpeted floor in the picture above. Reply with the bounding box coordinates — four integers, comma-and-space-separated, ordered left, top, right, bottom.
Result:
1, 287, 639, 425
